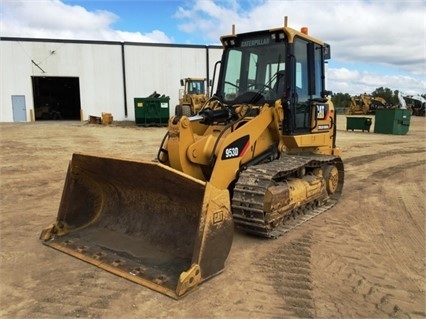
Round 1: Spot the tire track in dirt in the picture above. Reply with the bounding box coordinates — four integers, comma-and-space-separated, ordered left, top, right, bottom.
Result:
397, 183, 425, 239
255, 233, 316, 318
311, 209, 420, 318
343, 145, 425, 186
345, 145, 426, 317
311, 158, 426, 318
344, 149, 423, 166
370, 160, 426, 179
352, 181, 426, 318
377, 182, 425, 289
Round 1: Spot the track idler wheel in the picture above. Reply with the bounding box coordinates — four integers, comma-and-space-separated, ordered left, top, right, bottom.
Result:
323, 165, 339, 195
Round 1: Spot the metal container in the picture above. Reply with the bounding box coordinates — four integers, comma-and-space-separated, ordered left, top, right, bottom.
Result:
346, 116, 372, 132
374, 109, 411, 135
134, 97, 170, 126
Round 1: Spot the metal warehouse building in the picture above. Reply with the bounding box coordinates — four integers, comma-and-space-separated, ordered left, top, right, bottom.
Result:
0, 37, 222, 122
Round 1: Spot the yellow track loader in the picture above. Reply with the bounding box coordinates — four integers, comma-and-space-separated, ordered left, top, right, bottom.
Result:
40, 19, 344, 299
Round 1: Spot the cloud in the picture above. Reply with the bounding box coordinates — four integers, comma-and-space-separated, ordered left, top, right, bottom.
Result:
175, 0, 426, 95
0, 0, 424, 95
328, 68, 426, 95
0, 0, 172, 43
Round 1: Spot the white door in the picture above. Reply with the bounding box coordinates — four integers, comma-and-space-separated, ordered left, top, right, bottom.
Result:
12, 95, 27, 122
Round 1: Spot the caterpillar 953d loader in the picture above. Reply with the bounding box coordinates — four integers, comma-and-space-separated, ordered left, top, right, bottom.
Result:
40, 19, 344, 299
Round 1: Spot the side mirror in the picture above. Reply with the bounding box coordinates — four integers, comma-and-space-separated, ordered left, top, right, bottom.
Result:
323, 43, 331, 60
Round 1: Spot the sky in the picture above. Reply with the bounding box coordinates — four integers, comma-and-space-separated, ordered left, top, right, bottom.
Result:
0, 0, 425, 96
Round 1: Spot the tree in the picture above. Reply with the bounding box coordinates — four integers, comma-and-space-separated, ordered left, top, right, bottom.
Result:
329, 87, 423, 110
331, 92, 351, 108
371, 87, 399, 106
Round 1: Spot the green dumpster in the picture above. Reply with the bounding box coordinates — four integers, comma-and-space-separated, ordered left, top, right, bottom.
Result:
374, 109, 411, 135
346, 116, 372, 132
134, 97, 170, 126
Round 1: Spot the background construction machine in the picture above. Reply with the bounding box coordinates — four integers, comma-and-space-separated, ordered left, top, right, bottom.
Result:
401, 94, 426, 116
346, 94, 388, 115
175, 77, 209, 116
40, 19, 344, 299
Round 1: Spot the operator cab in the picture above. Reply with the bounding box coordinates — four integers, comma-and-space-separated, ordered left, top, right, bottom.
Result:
217, 26, 332, 136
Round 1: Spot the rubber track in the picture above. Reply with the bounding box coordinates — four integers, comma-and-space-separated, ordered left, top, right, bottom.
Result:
232, 154, 344, 238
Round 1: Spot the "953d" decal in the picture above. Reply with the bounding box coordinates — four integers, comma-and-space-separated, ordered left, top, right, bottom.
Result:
221, 135, 250, 160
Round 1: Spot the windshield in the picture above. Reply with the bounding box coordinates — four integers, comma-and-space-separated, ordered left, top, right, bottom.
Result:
219, 41, 286, 104
187, 80, 205, 94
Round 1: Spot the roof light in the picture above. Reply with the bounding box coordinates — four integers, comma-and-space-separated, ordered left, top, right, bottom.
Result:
271, 32, 285, 42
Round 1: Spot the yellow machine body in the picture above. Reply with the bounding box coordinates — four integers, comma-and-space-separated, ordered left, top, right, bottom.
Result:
176, 77, 209, 116
346, 94, 388, 115
41, 20, 344, 298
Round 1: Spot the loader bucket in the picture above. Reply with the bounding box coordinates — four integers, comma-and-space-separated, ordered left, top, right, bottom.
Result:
40, 153, 234, 299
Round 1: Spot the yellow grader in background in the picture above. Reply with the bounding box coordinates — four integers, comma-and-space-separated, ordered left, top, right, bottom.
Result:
346, 94, 388, 115
40, 18, 344, 299
175, 77, 209, 116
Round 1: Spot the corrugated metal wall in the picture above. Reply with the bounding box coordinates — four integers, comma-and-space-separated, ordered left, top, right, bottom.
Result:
0, 38, 222, 122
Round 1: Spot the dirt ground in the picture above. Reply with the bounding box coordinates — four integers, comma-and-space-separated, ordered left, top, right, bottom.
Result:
1, 115, 425, 318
